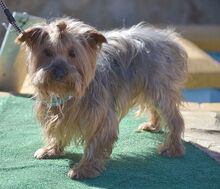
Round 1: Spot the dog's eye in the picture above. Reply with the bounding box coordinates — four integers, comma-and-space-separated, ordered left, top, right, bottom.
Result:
43, 49, 53, 57
68, 49, 76, 58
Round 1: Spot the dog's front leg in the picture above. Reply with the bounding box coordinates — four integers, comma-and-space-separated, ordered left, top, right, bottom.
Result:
68, 115, 118, 179
34, 144, 64, 159
34, 122, 67, 159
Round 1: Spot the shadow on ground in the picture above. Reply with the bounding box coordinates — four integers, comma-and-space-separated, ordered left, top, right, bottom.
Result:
55, 142, 220, 189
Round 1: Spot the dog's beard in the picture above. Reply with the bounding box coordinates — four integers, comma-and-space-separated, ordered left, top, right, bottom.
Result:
32, 67, 85, 99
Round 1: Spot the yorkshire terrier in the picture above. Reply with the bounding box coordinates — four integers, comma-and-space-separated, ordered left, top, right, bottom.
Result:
16, 18, 187, 179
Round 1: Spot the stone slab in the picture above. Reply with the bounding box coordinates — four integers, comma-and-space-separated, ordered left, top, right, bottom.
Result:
182, 110, 220, 164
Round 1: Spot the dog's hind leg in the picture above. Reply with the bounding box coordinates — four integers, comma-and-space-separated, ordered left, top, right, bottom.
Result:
152, 89, 185, 157
138, 107, 161, 132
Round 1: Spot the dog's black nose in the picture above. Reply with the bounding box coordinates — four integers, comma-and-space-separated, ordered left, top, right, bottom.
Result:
51, 63, 68, 81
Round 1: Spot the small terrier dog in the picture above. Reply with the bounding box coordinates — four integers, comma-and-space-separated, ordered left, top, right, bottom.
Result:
16, 18, 187, 179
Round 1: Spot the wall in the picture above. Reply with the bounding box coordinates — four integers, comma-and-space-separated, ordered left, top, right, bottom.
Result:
0, 0, 220, 43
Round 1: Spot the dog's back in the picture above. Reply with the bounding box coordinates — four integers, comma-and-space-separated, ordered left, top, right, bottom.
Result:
95, 24, 187, 117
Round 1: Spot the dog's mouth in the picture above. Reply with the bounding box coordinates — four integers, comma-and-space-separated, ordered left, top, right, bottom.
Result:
32, 68, 85, 99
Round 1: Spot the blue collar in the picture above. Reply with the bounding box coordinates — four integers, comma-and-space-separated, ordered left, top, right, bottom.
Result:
45, 95, 73, 108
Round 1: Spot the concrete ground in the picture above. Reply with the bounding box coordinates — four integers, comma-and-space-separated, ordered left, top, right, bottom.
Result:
0, 92, 219, 164
182, 103, 220, 164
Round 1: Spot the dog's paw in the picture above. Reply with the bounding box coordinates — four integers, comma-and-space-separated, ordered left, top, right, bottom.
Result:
137, 122, 160, 133
34, 147, 64, 159
68, 169, 81, 179
34, 148, 47, 159
68, 165, 101, 179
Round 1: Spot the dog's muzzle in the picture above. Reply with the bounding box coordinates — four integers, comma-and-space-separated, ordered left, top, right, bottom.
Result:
51, 60, 69, 81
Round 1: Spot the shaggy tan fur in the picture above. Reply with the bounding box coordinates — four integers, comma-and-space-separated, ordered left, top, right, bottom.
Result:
16, 17, 187, 179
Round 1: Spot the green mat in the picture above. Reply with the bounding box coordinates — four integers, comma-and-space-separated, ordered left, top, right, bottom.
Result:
0, 96, 219, 189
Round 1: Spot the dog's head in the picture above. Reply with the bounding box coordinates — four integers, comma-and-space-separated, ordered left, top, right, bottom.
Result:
16, 18, 106, 99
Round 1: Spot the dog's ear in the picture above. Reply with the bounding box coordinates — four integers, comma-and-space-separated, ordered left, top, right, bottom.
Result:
84, 30, 107, 49
15, 27, 48, 47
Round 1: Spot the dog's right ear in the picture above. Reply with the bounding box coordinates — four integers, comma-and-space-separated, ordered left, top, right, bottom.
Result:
15, 27, 48, 47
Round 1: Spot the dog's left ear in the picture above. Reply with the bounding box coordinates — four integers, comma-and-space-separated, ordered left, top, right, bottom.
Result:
85, 31, 107, 49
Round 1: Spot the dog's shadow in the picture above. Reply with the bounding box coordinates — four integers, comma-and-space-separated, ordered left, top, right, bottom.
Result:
49, 152, 82, 164
50, 142, 219, 189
